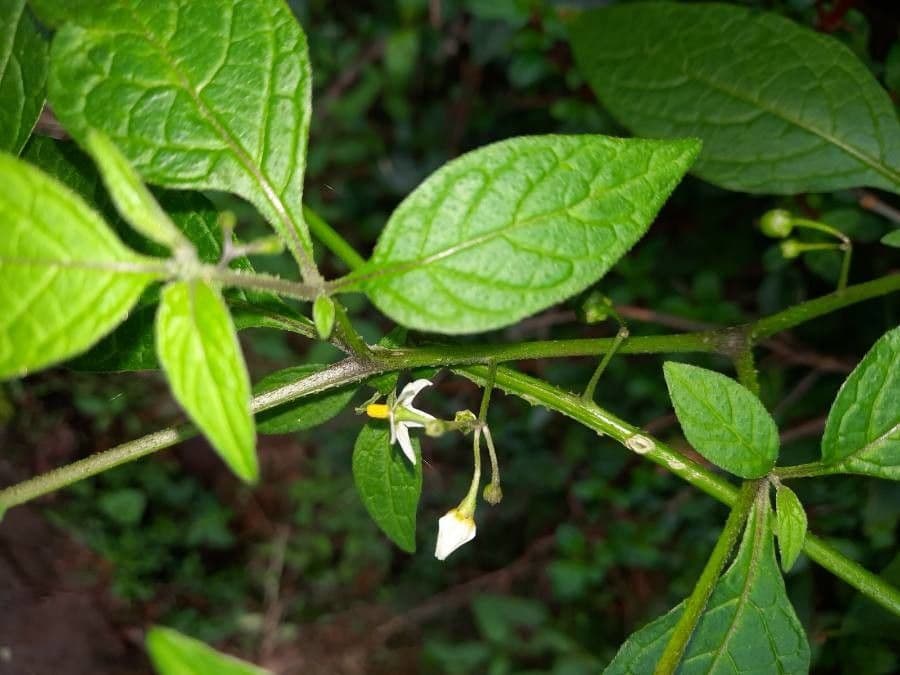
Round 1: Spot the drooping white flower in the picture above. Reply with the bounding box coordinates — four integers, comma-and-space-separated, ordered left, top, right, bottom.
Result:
435, 508, 477, 560
366, 379, 435, 465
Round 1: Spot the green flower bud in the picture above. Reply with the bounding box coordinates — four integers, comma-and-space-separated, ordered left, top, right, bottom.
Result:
780, 239, 803, 259
579, 290, 613, 324
313, 295, 336, 340
483, 483, 503, 505
759, 209, 793, 238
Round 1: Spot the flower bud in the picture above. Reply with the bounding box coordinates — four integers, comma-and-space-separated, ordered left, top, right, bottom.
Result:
780, 239, 803, 259
435, 508, 477, 560
313, 295, 336, 340
579, 290, 613, 324
760, 209, 793, 238
483, 483, 503, 505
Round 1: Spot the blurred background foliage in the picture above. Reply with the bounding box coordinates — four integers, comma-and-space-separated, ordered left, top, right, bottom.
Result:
2, 0, 899, 673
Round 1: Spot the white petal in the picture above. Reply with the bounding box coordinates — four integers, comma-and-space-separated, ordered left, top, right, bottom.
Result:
395, 423, 417, 465
404, 404, 436, 423
397, 378, 432, 406
389, 411, 397, 445
435, 509, 476, 560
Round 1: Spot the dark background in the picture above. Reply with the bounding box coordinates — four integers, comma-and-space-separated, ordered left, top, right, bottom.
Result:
2, 1, 899, 673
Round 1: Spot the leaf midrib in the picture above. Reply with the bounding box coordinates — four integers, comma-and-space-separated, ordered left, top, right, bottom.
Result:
105, 0, 310, 267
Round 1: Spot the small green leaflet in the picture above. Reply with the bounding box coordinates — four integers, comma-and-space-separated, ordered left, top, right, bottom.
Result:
146, 626, 270, 675
775, 484, 807, 572
254, 365, 356, 434
84, 129, 191, 252
663, 362, 779, 478
0, 152, 157, 379
352, 423, 422, 552
45, 0, 316, 269
156, 281, 257, 483
821, 326, 900, 480
361, 135, 699, 334
0, 0, 48, 155
568, 2, 900, 195
605, 498, 809, 674
881, 230, 900, 248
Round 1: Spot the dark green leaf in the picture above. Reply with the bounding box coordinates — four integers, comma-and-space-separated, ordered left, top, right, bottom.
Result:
0, 0, 48, 154
156, 281, 257, 482
775, 484, 807, 572
606, 498, 809, 673
254, 365, 356, 434
146, 626, 269, 675
45, 0, 316, 264
352, 423, 421, 552
663, 362, 779, 478
0, 151, 156, 379
821, 326, 900, 480
568, 2, 900, 194
362, 134, 699, 334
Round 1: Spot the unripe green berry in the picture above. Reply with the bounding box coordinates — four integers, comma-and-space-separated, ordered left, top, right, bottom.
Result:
759, 209, 793, 238
780, 239, 803, 259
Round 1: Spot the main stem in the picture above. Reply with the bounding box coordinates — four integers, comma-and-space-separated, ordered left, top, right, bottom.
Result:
654, 481, 760, 675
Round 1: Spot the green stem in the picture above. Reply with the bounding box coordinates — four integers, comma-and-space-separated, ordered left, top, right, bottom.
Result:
654, 480, 760, 675
332, 301, 371, 359
774, 462, 841, 479
479, 362, 497, 422
838, 243, 852, 292
792, 218, 850, 244
206, 267, 318, 301
303, 206, 367, 271
582, 326, 629, 402
732, 343, 759, 395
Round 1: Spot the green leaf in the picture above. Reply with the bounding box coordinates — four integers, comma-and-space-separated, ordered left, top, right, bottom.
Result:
352, 423, 422, 552
881, 230, 900, 248
0, 0, 48, 154
606, 499, 809, 674
156, 281, 257, 482
45, 0, 316, 266
146, 626, 270, 675
83, 129, 191, 252
0, 151, 156, 379
663, 362, 778, 478
362, 135, 699, 334
821, 326, 900, 480
253, 365, 356, 434
775, 484, 807, 572
568, 2, 900, 195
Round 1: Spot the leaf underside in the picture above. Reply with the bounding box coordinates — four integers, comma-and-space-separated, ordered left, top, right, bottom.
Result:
606, 500, 809, 674
568, 2, 900, 195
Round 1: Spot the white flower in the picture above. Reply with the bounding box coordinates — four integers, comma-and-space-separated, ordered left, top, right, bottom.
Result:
366, 379, 435, 465
435, 508, 477, 560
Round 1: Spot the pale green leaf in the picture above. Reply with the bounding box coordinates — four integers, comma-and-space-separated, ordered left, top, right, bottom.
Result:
254, 365, 356, 434
0, 0, 48, 154
606, 499, 809, 673
156, 281, 257, 482
146, 626, 270, 675
821, 326, 900, 480
881, 230, 900, 248
84, 129, 191, 252
0, 151, 156, 379
45, 0, 315, 266
663, 362, 778, 478
362, 135, 699, 334
775, 484, 807, 572
352, 423, 422, 552
568, 2, 900, 195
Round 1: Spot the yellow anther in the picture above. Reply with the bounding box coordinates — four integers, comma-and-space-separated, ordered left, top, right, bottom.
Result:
366, 403, 390, 419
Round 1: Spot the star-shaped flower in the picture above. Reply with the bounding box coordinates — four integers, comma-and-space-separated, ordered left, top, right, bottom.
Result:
366, 379, 435, 465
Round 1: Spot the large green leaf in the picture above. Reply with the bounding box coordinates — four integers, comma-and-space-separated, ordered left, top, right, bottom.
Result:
0, 151, 156, 379
821, 327, 900, 480
44, 0, 315, 268
775, 484, 807, 572
663, 362, 779, 478
156, 280, 257, 482
606, 499, 809, 673
362, 135, 699, 334
568, 2, 900, 195
352, 423, 422, 553
254, 365, 357, 434
146, 626, 270, 675
0, 0, 48, 154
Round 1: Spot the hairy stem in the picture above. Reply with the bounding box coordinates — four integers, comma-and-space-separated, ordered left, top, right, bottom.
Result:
303, 206, 367, 271
654, 480, 760, 675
